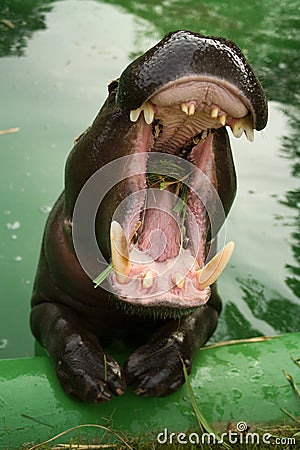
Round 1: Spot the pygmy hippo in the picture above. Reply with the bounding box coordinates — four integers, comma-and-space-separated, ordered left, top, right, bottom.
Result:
30, 30, 267, 402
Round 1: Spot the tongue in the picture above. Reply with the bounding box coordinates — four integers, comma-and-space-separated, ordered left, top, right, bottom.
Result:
137, 188, 181, 262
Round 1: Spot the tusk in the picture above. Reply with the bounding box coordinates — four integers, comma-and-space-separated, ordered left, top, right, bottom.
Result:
197, 241, 235, 290
110, 221, 131, 283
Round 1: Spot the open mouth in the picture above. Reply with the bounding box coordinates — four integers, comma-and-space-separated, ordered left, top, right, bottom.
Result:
108, 77, 254, 310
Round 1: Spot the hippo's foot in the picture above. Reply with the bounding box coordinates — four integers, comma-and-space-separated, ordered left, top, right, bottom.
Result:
56, 334, 126, 403
124, 331, 191, 397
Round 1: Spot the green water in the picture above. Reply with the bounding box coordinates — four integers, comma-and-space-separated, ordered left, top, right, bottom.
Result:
0, 0, 299, 358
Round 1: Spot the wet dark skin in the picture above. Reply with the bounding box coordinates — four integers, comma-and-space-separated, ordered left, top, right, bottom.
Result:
30, 31, 267, 403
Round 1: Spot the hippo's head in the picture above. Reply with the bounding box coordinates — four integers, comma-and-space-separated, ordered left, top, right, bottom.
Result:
71, 31, 268, 317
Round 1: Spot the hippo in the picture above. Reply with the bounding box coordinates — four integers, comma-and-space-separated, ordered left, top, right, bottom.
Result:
30, 30, 267, 403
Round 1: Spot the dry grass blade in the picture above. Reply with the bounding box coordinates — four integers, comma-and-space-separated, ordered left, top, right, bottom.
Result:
281, 407, 300, 424
0, 18, 15, 28
21, 413, 53, 428
201, 335, 279, 350
28, 424, 134, 450
0, 127, 20, 135
49, 445, 118, 449
283, 370, 300, 399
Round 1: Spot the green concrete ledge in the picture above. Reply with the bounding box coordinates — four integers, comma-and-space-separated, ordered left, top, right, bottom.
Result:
0, 333, 299, 449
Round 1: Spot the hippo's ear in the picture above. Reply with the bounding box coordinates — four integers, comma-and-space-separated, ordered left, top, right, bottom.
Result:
108, 79, 119, 95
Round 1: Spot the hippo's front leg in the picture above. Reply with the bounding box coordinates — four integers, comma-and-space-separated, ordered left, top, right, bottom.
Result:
30, 302, 126, 403
125, 294, 220, 397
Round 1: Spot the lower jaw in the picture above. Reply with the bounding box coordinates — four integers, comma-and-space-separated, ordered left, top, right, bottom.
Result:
110, 228, 211, 305
109, 220, 234, 311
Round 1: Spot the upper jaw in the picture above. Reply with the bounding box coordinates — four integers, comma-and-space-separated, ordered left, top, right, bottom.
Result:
128, 77, 256, 143
117, 31, 268, 130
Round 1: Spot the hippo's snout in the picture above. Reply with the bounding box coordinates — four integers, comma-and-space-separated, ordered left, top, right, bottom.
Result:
117, 30, 267, 131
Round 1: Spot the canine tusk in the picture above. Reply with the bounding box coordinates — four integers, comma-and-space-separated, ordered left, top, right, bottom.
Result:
197, 241, 235, 290
110, 221, 131, 283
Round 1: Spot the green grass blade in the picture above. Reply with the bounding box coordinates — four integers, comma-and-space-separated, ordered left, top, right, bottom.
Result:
93, 264, 113, 288
182, 361, 231, 449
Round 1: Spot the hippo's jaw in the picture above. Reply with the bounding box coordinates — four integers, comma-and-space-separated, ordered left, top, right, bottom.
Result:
108, 75, 254, 312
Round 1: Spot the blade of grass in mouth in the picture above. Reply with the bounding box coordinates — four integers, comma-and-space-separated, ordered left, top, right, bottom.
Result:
93, 264, 113, 288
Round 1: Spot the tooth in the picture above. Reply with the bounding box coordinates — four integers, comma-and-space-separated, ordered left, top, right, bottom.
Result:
130, 106, 142, 123
181, 102, 196, 116
181, 102, 189, 115
130, 101, 155, 124
231, 120, 244, 138
110, 221, 131, 283
188, 103, 195, 116
231, 115, 254, 142
219, 114, 226, 126
197, 241, 235, 290
244, 123, 254, 142
143, 101, 155, 124
143, 270, 154, 289
211, 107, 219, 119
173, 272, 185, 289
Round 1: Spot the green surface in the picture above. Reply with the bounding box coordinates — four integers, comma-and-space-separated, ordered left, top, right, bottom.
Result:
0, 333, 299, 449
